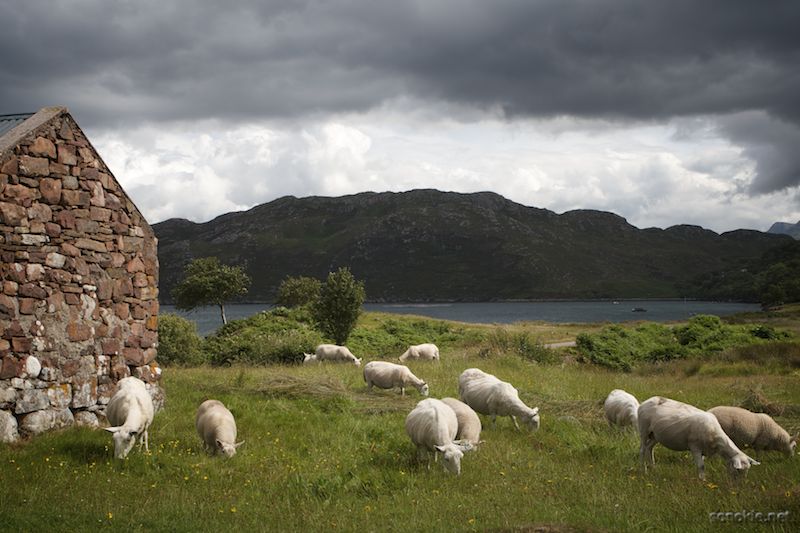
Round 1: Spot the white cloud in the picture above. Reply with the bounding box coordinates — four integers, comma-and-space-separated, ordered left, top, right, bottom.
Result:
89, 108, 798, 233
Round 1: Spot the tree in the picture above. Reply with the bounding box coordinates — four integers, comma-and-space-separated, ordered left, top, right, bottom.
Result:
172, 257, 251, 325
275, 275, 321, 307
312, 267, 365, 344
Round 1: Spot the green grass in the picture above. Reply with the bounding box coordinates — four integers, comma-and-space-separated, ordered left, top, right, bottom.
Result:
2, 354, 799, 532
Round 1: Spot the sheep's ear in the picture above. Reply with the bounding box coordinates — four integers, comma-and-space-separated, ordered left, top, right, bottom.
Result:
434, 445, 446, 452
104, 426, 121, 434
129, 430, 138, 437
216, 439, 224, 449
454, 440, 474, 452
531, 407, 539, 415
235, 441, 245, 448
748, 457, 760, 466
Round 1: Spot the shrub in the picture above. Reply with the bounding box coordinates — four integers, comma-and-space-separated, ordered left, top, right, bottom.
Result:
157, 314, 207, 366
204, 308, 323, 366
275, 276, 321, 308
481, 328, 558, 364
576, 314, 791, 371
312, 267, 365, 345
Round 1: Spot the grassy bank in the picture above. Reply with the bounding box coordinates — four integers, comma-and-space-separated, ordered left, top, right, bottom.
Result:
2, 340, 799, 531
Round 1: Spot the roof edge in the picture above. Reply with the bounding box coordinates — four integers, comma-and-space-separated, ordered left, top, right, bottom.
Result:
0, 106, 69, 158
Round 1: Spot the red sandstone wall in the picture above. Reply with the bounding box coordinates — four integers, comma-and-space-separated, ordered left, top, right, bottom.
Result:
0, 110, 162, 441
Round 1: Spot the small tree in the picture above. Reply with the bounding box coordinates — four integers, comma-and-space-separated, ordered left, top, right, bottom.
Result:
172, 257, 251, 325
158, 314, 206, 366
275, 275, 321, 307
312, 267, 365, 344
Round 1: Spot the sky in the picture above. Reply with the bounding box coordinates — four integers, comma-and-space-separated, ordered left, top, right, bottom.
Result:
2, 0, 799, 233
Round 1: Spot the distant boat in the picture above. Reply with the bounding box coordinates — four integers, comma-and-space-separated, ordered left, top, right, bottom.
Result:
632, 307, 647, 312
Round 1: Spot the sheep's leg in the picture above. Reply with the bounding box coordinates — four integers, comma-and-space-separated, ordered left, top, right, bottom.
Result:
511, 415, 520, 431
640, 436, 656, 470
691, 449, 705, 480
491, 414, 497, 428
400, 386, 405, 396
143, 429, 149, 452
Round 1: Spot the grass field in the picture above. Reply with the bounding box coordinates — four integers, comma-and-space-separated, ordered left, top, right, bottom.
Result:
2, 313, 799, 532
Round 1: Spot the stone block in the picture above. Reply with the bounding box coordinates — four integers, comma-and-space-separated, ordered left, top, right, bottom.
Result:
102, 339, 120, 355
133, 362, 162, 383
18, 156, 49, 177
0, 294, 16, 318
11, 337, 32, 353
27, 203, 52, 222
25, 264, 45, 282
29, 137, 56, 158
0, 387, 15, 406
14, 388, 49, 414
74, 238, 107, 253
71, 377, 97, 408
47, 383, 72, 409
66, 322, 92, 342
74, 410, 98, 428
56, 209, 76, 229
57, 144, 77, 165
0, 410, 19, 443
19, 283, 46, 299
20, 234, 48, 246
60, 242, 80, 256
45, 252, 67, 268
1, 156, 18, 175
19, 408, 74, 436
45, 222, 61, 237
60, 189, 90, 207
0, 202, 27, 225
19, 298, 38, 315
39, 178, 62, 203
90, 182, 106, 207
3, 281, 18, 296
1, 358, 17, 380
21, 356, 41, 379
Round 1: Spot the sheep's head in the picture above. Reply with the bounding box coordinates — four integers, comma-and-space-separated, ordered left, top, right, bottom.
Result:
354, 358, 362, 366
526, 408, 541, 431
788, 433, 798, 456
217, 439, 244, 458
419, 383, 430, 397
105, 426, 137, 459
728, 453, 760, 477
303, 353, 317, 364
435, 444, 464, 475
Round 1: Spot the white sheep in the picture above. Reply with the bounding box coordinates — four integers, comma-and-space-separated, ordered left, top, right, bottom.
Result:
441, 397, 482, 447
196, 399, 244, 458
399, 343, 440, 362
458, 368, 540, 431
709, 406, 797, 456
405, 398, 473, 475
604, 389, 640, 428
638, 396, 760, 480
363, 361, 429, 396
309, 344, 362, 366
104, 377, 155, 459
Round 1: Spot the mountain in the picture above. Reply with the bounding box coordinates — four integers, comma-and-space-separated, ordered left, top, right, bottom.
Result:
767, 221, 800, 240
153, 189, 792, 303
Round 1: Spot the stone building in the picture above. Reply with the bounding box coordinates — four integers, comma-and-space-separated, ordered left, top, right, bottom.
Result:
0, 107, 162, 443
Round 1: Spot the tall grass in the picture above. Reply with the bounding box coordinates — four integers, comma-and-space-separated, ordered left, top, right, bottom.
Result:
2, 356, 798, 532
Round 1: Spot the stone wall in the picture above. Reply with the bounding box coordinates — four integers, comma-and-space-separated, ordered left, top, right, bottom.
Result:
0, 108, 162, 443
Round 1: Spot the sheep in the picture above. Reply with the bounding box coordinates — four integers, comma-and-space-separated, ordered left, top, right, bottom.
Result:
310, 344, 362, 366
638, 396, 760, 480
195, 399, 244, 458
441, 397, 482, 448
363, 361, 429, 396
104, 377, 155, 459
399, 343, 440, 362
604, 389, 640, 428
708, 406, 797, 456
405, 398, 473, 475
458, 368, 540, 431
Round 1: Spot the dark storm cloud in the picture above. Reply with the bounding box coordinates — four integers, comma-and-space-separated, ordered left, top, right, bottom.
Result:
2, 0, 799, 190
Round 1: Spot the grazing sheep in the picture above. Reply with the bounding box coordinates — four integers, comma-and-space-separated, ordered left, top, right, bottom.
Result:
363, 361, 429, 396
313, 344, 362, 366
638, 396, 760, 480
302, 352, 318, 364
709, 406, 797, 456
104, 377, 155, 459
399, 343, 440, 362
441, 397, 482, 447
458, 368, 540, 431
405, 398, 473, 475
196, 400, 243, 458
604, 389, 640, 428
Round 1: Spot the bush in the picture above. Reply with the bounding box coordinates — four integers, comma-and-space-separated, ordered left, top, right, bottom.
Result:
576, 314, 790, 371
312, 267, 365, 345
157, 314, 207, 366
481, 328, 558, 364
204, 308, 323, 366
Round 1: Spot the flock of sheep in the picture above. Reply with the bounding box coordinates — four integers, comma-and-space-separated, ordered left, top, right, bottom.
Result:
605, 389, 797, 480
102, 342, 796, 482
